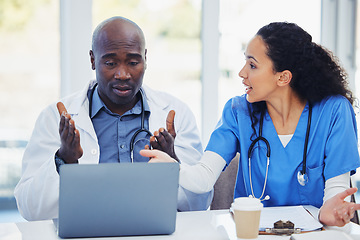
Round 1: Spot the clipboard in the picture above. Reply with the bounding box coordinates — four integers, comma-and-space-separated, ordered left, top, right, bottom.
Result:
289, 230, 353, 240
259, 206, 324, 235
259, 221, 324, 235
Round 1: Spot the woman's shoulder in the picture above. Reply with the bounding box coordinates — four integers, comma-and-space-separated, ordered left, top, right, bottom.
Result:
314, 95, 355, 116
316, 95, 353, 109
219, 95, 250, 121
223, 94, 248, 109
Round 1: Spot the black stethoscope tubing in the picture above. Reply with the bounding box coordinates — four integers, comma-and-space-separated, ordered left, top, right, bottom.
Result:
301, 103, 312, 175
89, 83, 152, 162
247, 103, 312, 199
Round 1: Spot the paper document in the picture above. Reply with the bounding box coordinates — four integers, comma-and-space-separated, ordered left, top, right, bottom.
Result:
259, 206, 323, 231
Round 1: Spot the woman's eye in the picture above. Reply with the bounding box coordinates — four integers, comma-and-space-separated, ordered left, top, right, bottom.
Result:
250, 63, 256, 69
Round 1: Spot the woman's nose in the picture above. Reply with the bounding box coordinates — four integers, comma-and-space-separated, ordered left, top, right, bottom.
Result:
238, 65, 246, 79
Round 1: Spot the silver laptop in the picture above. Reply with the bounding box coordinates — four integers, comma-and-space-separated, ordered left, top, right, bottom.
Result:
57, 162, 179, 238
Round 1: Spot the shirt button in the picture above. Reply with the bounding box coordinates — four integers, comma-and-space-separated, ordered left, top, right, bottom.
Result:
91, 149, 97, 155
120, 145, 125, 149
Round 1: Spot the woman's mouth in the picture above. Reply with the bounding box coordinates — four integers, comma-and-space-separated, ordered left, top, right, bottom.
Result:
245, 86, 252, 94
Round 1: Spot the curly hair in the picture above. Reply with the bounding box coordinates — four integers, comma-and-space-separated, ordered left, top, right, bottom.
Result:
248, 22, 355, 137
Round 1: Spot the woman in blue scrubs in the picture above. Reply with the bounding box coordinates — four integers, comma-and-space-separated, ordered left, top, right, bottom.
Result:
141, 22, 360, 227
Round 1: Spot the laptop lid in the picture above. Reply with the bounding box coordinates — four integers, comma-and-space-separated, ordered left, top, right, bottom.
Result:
58, 162, 179, 238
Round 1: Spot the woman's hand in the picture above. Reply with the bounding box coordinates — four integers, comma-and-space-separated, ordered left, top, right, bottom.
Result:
319, 187, 360, 227
140, 149, 177, 163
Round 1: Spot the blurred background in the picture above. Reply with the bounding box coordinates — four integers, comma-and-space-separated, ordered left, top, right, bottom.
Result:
0, 0, 358, 222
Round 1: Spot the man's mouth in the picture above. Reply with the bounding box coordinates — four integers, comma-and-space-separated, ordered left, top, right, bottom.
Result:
112, 86, 132, 96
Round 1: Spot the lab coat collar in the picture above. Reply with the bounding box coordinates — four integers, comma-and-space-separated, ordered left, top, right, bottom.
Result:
61, 80, 171, 137
65, 80, 96, 115
62, 80, 97, 141
141, 84, 169, 110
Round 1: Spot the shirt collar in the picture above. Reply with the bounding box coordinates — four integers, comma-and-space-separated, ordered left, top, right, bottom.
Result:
90, 85, 104, 118
129, 88, 150, 115
90, 86, 150, 118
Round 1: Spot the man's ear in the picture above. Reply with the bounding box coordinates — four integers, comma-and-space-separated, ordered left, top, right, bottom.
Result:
89, 50, 95, 70
277, 70, 292, 86
144, 49, 147, 70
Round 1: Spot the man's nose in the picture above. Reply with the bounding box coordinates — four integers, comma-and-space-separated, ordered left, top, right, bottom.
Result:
114, 66, 130, 80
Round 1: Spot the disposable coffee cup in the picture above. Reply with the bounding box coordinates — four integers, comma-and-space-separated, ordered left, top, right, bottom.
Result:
231, 197, 263, 239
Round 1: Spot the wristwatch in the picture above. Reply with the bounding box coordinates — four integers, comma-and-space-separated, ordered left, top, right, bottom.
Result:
54, 152, 66, 174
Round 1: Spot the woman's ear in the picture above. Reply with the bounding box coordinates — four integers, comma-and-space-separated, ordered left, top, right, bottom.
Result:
277, 70, 292, 86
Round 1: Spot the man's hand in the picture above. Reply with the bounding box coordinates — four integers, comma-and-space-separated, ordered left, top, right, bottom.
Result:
150, 110, 179, 162
319, 187, 360, 227
56, 102, 83, 163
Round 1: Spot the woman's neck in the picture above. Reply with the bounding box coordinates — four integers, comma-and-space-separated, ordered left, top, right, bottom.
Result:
266, 93, 306, 135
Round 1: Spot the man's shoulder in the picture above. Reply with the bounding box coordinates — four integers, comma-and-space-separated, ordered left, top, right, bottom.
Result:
57, 82, 91, 114
142, 85, 188, 109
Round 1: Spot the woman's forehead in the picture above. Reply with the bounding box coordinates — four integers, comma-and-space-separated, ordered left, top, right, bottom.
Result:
246, 36, 266, 54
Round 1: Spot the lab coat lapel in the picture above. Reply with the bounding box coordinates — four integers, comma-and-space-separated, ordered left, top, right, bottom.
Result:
64, 80, 98, 141
142, 85, 169, 133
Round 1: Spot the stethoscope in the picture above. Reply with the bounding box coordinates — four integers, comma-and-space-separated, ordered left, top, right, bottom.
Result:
89, 83, 152, 163
247, 103, 312, 201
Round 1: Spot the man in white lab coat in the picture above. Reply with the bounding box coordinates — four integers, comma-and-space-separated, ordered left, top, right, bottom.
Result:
14, 16, 212, 221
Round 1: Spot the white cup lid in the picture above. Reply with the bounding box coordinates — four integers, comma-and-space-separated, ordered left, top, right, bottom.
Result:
231, 197, 263, 211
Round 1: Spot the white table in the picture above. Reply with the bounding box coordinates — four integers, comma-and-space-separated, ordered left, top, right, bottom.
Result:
1, 210, 360, 240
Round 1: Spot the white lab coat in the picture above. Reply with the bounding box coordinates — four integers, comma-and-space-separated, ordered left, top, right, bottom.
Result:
14, 80, 213, 221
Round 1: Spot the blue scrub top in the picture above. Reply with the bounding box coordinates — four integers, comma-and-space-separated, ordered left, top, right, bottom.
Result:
206, 94, 360, 208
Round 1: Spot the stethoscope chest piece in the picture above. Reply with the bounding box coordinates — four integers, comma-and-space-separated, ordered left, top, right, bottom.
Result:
297, 171, 308, 186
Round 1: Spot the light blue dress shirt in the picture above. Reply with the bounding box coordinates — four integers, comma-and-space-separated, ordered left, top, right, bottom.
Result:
89, 86, 151, 163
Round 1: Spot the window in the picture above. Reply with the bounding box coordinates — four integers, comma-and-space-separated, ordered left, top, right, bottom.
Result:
0, 0, 59, 222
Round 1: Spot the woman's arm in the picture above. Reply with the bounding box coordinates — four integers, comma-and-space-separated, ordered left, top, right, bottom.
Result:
323, 172, 351, 202
141, 150, 226, 193
319, 172, 360, 227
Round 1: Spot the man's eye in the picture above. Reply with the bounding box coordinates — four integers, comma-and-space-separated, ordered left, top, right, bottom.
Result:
105, 61, 115, 66
129, 61, 139, 66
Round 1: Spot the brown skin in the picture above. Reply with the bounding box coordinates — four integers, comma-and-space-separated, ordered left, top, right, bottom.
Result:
90, 19, 147, 116
56, 17, 177, 163
149, 110, 179, 161
56, 102, 82, 163
319, 187, 360, 226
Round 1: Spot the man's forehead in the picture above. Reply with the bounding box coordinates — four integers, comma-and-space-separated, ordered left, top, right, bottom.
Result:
95, 23, 145, 52
104, 18, 142, 37
96, 35, 144, 56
